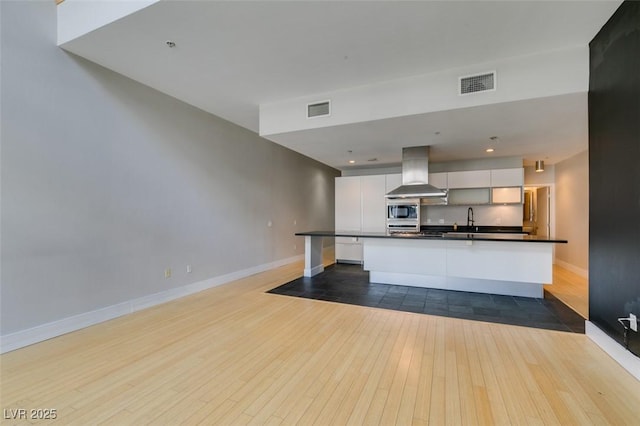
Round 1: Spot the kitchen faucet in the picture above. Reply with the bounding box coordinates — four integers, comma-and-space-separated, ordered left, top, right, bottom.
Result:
467, 207, 475, 230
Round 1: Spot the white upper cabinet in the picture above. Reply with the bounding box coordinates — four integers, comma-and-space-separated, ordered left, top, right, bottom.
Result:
336, 174, 387, 233
491, 187, 523, 204
361, 175, 387, 232
447, 170, 491, 188
385, 173, 402, 192
335, 176, 361, 231
491, 168, 524, 187
428, 172, 448, 189
448, 188, 491, 205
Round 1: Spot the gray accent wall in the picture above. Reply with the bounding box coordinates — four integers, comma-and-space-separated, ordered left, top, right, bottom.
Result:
0, 1, 339, 335
588, 0, 639, 356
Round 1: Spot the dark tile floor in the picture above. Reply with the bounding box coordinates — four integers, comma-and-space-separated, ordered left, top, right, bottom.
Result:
268, 263, 585, 333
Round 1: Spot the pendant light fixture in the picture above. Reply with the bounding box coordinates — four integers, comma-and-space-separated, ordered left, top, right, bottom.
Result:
535, 160, 545, 173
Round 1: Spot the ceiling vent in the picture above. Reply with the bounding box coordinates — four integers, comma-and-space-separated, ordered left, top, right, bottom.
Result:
307, 100, 331, 118
459, 71, 496, 95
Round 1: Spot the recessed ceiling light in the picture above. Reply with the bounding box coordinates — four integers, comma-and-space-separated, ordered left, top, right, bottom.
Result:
486, 148, 495, 153
166, 40, 176, 48
348, 160, 355, 164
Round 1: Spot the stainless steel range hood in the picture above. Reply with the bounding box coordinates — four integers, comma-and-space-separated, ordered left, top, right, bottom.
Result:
385, 146, 448, 203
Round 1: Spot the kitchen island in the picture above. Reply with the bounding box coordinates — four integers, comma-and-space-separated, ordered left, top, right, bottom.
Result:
296, 231, 567, 298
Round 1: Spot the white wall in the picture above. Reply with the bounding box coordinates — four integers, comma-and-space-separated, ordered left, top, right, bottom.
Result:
0, 1, 339, 336
524, 164, 555, 186
555, 150, 589, 274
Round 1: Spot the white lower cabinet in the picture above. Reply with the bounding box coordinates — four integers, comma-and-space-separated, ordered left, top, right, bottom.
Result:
335, 241, 363, 263
335, 237, 363, 263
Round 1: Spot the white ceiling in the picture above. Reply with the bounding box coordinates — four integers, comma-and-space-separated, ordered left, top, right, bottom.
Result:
61, 0, 621, 169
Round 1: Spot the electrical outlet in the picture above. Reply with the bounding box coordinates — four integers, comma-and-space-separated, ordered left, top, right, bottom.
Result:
438, 218, 445, 224
630, 313, 638, 332
164, 268, 172, 279
186, 265, 192, 274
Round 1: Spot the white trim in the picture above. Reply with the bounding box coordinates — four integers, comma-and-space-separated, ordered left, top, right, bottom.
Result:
0, 255, 303, 354
303, 264, 324, 278
586, 321, 640, 381
554, 259, 589, 278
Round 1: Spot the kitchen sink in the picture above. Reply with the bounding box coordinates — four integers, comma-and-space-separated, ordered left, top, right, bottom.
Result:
445, 232, 526, 237
391, 231, 444, 237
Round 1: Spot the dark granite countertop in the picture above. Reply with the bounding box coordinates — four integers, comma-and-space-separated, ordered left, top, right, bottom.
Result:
295, 230, 567, 244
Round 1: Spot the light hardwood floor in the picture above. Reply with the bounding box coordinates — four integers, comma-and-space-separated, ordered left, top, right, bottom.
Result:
1, 256, 638, 425
545, 265, 589, 319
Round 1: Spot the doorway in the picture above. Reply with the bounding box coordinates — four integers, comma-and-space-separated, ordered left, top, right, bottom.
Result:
523, 186, 550, 237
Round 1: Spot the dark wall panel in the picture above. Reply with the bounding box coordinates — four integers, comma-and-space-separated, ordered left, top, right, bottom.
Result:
589, 0, 640, 357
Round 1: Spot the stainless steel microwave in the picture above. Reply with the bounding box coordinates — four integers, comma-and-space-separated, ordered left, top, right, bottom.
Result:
386, 198, 420, 232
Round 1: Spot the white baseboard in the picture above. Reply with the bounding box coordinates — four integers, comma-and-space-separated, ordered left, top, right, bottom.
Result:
586, 321, 640, 381
303, 264, 324, 278
0, 254, 303, 354
554, 259, 588, 278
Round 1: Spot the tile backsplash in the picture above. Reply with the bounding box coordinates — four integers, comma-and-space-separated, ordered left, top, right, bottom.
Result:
422, 205, 522, 227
